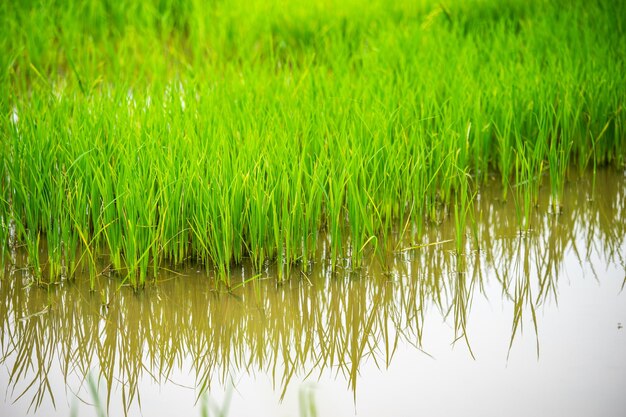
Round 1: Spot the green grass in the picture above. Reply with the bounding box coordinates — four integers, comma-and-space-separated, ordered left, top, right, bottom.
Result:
1, 0, 625, 287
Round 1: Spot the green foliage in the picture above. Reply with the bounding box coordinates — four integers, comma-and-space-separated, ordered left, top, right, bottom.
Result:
1, 0, 624, 287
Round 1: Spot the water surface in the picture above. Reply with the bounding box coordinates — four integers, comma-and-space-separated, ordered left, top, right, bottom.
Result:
1, 170, 625, 417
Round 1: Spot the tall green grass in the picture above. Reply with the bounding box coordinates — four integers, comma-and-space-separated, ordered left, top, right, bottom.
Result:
1, 0, 625, 287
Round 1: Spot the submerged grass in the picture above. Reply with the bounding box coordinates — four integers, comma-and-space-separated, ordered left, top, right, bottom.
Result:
1, 0, 625, 287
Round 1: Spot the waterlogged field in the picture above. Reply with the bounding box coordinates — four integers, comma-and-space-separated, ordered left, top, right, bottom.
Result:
1, 0, 626, 416
1, 171, 625, 417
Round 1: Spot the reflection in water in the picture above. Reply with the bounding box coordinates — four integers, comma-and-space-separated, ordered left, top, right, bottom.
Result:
0, 170, 625, 416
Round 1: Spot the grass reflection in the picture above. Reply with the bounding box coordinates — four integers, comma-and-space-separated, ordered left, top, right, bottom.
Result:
0, 169, 624, 415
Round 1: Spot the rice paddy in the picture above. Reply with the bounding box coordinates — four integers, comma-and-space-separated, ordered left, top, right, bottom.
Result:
2, 3, 626, 415
1, 0, 624, 288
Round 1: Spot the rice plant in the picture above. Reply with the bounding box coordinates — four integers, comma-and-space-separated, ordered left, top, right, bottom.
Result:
1, 0, 624, 287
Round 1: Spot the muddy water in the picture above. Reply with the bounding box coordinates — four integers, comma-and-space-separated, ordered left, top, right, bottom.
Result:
1, 170, 625, 417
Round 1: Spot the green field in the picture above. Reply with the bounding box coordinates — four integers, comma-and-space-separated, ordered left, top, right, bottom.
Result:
1, 0, 624, 288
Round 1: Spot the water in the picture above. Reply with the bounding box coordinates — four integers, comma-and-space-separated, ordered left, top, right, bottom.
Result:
1, 170, 625, 417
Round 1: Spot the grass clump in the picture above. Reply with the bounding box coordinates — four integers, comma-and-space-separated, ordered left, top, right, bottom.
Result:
1, 0, 625, 287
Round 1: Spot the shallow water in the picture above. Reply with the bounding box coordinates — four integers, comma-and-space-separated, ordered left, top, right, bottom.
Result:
1, 170, 625, 417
